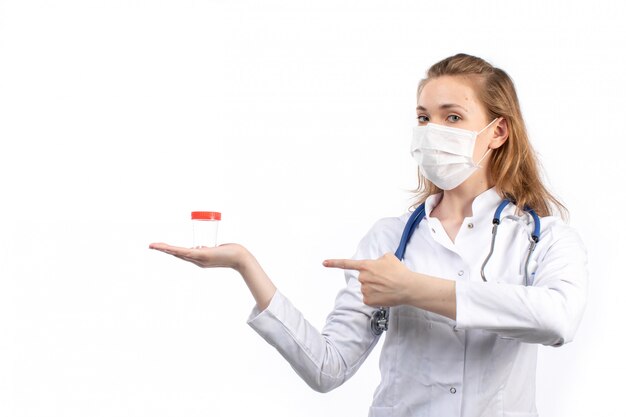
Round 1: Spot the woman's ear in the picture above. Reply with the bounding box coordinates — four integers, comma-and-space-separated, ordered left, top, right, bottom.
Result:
490, 117, 509, 149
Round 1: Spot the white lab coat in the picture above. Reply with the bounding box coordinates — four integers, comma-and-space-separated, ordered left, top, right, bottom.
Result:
247, 188, 588, 417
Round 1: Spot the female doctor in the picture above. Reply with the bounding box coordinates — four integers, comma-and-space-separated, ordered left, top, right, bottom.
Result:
150, 53, 588, 417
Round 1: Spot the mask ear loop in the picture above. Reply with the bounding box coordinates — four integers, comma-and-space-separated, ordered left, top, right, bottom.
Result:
474, 117, 501, 168
475, 148, 492, 168
477, 117, 500, 135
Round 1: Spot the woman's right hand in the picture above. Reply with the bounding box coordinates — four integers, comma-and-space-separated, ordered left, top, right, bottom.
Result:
149, 242, 277, 309
148, 242, 250, 272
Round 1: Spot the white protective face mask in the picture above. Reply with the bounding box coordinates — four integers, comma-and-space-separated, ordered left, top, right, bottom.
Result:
410, 119, 498, 190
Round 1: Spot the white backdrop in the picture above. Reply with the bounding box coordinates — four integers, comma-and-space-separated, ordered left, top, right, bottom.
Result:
1, 1, 624, 416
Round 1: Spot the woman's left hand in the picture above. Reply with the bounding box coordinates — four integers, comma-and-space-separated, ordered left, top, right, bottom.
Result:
323, 252, 416, 307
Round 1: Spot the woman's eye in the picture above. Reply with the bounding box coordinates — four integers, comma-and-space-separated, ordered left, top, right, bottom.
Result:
417, 115, 429, 123
447, 115, 461, 123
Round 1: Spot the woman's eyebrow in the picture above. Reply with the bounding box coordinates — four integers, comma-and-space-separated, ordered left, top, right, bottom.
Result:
416, 103, 469, 112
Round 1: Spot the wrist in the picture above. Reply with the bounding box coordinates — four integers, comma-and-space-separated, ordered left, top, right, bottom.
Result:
404, 272, 424, 307
230, 246, 276, 310
232, 245, 255, 274
407, 273, 456, 320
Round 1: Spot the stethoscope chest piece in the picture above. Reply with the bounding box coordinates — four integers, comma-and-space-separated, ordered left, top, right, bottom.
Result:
371, 307, 389, 335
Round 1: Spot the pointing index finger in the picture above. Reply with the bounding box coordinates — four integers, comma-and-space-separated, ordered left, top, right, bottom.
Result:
323, 258, 366, 271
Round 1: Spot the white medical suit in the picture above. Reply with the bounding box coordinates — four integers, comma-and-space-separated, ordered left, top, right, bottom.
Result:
248, 188, 588, 417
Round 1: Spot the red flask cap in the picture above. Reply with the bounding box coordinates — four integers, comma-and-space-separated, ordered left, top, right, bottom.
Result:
191, 211, 221, 221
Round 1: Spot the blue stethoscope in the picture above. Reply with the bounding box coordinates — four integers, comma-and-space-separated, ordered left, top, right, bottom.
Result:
370, 199, 541, 336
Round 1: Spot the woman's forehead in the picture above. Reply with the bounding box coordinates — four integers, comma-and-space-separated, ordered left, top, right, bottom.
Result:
417, 76, 481, 111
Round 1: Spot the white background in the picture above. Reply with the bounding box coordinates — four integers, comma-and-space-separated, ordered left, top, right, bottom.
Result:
1, 1, 624, 416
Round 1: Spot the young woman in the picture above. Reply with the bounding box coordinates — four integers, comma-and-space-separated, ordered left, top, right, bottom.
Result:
150, 54, 588, 417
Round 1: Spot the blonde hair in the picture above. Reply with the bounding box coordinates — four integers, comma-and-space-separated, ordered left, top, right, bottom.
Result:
413, 53, 566, 218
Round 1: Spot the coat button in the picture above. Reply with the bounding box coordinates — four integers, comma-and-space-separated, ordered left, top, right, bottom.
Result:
467, 223, 474, 229
450, 387, 457, 394
458, 270, 464, 276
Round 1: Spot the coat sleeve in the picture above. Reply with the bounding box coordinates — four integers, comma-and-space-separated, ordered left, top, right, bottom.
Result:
247, 218, 402, 392
455, 221, 588, 347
